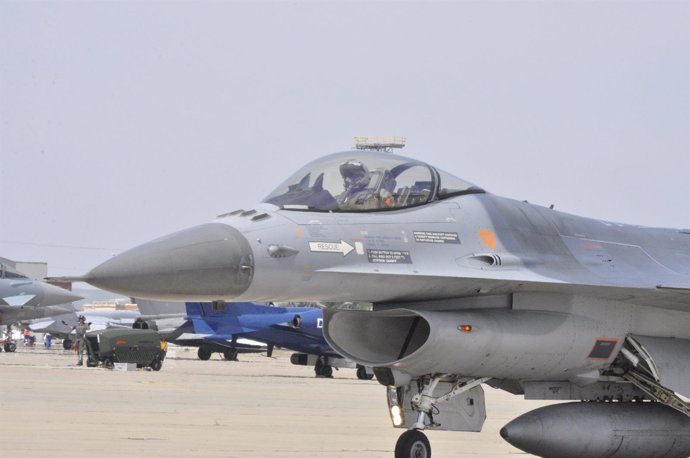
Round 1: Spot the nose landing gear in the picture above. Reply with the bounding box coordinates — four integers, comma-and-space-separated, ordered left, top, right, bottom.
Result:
391, 375, 489, 458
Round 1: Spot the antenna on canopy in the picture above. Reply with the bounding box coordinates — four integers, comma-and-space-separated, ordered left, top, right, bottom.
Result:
354, 136, 406, 152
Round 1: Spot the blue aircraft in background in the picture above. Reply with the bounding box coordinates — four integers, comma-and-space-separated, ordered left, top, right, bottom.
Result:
177, 301, 373, 379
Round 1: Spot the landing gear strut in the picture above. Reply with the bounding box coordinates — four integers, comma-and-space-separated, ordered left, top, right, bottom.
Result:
392, 375, 489, 458
620, 336, 690, 417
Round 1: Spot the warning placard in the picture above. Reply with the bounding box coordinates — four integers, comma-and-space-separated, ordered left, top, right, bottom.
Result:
367, 249, 412, 264
413, 231, 460, 244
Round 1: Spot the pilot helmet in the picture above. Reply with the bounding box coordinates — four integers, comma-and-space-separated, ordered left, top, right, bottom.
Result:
78, 315, 86, 322
340, 160, 369, 188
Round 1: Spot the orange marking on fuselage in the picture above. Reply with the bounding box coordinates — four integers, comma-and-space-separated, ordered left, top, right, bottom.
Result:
479, 229, 496, 250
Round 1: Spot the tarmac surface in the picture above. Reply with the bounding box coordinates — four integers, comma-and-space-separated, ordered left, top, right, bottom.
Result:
0, 345, 552, 457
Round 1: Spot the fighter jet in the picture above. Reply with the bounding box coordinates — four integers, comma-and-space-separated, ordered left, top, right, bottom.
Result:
179, 301, 373, 379
1, 261, 82, 351
28, 308, 140, 349
75, 140, 690, 458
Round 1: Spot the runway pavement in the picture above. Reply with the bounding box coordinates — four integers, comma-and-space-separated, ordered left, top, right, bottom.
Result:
0, 346, 550, 457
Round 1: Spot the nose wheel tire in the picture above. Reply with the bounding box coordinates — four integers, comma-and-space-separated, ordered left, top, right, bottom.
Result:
314, 358, 333, 378
223, 348, 238, 361
197, 347, 212, 360
395, 429, 431, 458
62, 339, 72, 350
356, 365, 373, 380
150, 358, 162, 371
3, 342, 16, 352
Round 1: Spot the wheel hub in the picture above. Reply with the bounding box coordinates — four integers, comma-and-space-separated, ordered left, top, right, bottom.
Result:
410, 441, 428, 458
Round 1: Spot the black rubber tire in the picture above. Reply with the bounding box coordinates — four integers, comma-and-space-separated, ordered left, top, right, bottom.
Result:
62, 339, 72, 350
103, 358, 114, 369
395, 430, 431, 458
321, 364, 333, 378
86, 358, 98, 368
223, 348, 238, 361
150, 358, 162, 371
356, 365, 374, 380
5, 342, 16, 353
197, 347, 212, 361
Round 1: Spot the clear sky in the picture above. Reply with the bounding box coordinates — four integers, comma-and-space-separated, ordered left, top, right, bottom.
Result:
1, 0, 688, 277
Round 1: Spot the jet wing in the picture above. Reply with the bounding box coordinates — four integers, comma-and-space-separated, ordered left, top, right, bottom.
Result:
269, 323, 325, 342
1, 294, 37, 307
201, 334, 266, 348
188, 317, 257, 337
29, 318, 57, 332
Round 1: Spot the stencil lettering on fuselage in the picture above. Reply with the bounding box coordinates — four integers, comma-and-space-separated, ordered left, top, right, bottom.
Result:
413, 231, 460, 244
367, 249, 412, 264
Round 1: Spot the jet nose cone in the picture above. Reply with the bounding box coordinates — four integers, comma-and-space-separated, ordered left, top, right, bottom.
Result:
85, 223, 254, 301
41, 283, 83, 306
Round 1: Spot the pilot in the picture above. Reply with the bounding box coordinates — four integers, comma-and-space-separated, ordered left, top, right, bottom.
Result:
338, 160, 375, 210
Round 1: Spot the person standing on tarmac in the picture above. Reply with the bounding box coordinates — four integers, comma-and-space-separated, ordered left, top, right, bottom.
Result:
63, 315, 90, 366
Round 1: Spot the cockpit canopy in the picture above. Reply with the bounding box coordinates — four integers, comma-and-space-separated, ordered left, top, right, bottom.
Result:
264, 151, 484, 212
0, 263, 28, 279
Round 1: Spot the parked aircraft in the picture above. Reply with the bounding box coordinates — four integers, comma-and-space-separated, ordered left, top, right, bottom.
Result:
131, 298, 269, 360
180, 301, 372, 378
1, 261, 82, 351
28, 308, 140, 349
73, 142, 690, 457
131, 298, 187, 337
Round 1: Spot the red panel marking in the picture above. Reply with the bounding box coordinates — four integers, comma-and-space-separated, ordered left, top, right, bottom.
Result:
587, 337, 620, 360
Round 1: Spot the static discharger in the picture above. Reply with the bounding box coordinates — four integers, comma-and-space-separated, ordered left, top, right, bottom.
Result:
354, 136, 406, 151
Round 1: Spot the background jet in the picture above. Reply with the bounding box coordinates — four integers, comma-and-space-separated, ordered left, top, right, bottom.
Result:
28, 308, 141, 349
77, 143, 690, 458
179, 301, 372, 379
129, 298, 267, 359
131, 298, 187, 337
1, 261, 82, 351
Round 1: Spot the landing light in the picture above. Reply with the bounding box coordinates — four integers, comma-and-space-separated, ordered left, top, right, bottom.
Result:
390, 405, 404, 426
458, 324, 473, 332
387, 386, 406, 427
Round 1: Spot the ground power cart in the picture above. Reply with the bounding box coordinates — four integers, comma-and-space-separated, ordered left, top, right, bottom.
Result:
85, 328, 166, 370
